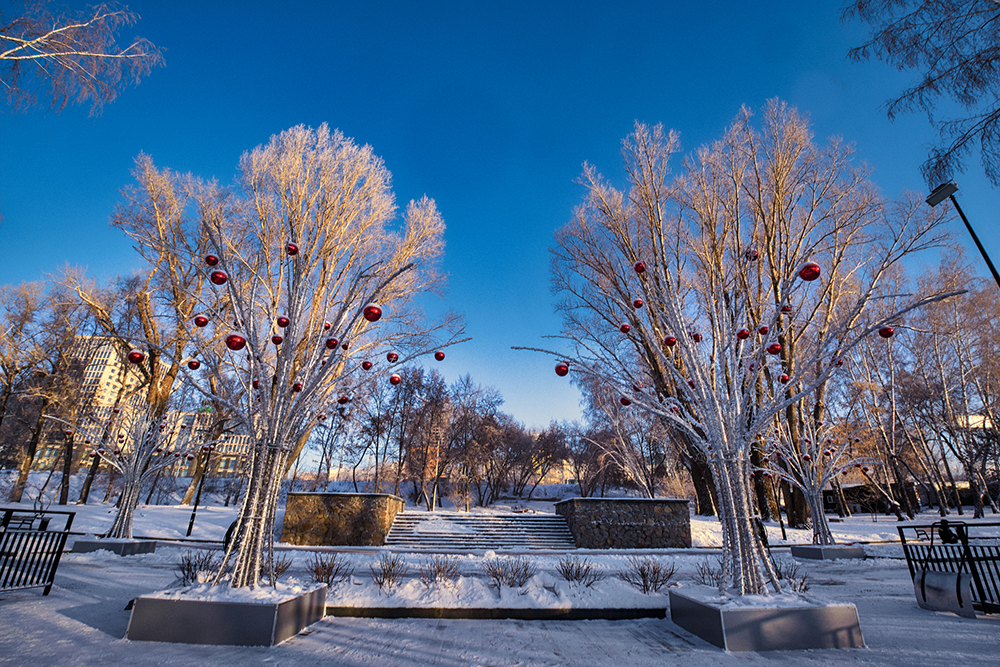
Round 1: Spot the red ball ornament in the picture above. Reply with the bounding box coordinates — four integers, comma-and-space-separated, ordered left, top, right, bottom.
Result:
878, 326, 894, 339
90, 452, 98, 458
362, 360, 373, 370
325, 338, 339, 349
758, 325, 769, 335
338, 395, 349, 405
633, 299, 643, 309
798, 262, 821, 281
745, 249, 759, 261
292, 382, 303, 392
276, 316, 290, 328
252, 379, 260, 389
842, 470, 849, 476
780, 306, 793, 315
127, 350, 145, 364
187, 454, 195, 461
634, 261, 646, 274
286, 243, 299, 256
620, 323, 631, 334
691, 333, 703, 343
194, 316, 210, 327
387, 352, 399, 363
324, 322, 332, 330
204, 254, 219, 266
687, 379, 696, 389
363, 303, 383, 322
225, 334, 247, 351
862, 466, 870, 473
209, 270, 228, 285
802, 454, 811, 461
619, 397, 631, 406
833, 357, 844, 367
187, 360, 201, 370
767, 343, 782, 355
779, 374, 790, 384
389, 374, 402, 385
434, 351, 445, 361
555, 363, 569, 377
736, 328, 750, 340
64, 429, 72, 437
318, 414, 326, 422
341, 342, 349, 350
271, 335, 283, 345
663, 336, 677, 347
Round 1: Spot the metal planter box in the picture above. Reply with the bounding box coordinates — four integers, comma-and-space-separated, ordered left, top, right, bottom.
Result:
72, 539, 156, 556
669, 588, 865, 652
790, 545, 865, 560
126, 585, 326, 646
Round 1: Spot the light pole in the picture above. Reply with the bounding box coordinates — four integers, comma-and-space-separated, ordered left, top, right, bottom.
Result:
926, 181, 1000, 290
186, 444, 215, 537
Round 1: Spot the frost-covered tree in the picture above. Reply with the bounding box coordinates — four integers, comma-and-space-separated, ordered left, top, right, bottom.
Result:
167, 124, 462, 588
530, 101, 959, 595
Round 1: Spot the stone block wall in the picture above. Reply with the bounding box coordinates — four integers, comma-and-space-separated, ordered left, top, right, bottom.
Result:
281, 492, 404, 547
554, 497, 691, 549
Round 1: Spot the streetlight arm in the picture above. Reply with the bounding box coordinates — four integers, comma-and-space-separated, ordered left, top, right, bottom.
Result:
948, 194, 1000, 291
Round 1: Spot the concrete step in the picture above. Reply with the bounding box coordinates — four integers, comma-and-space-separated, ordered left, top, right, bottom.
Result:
385, 511, 576, 551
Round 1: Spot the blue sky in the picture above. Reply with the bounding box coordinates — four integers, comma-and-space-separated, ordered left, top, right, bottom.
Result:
1, 1, 997, 429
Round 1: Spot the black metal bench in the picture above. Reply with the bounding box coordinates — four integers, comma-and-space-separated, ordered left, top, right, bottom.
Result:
0, 508, 75, 595
898, 520, 1000, 614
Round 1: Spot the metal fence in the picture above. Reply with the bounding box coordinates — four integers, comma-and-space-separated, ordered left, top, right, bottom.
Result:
0, 508, 75, 596
898, 521, 1000, 615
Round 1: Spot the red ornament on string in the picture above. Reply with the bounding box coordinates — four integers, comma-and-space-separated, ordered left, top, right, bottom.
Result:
620, 323, 631, 334
634, 261, 646, 274
209, 270, 228, 285
341, 342, 349, 350
767, 343, 782, 355
225, 334, 247, 351
276, 316, 290, 328
127, 350, 145, 364
688, 379, 696, 389
619, 397, 631, 406
387, 352, 399, 363
434, 351, 445, 361
663, 336, 677, 347
252, 379, 260, 389
204, 254, 219, 266
338, 396, 349, 405
555, 362, 569, 377
188, 360, 201, 370
271, 335, 283, 345
292, 382, 303, 392
779, 374, 790, 384
362, 360, 373, 370
286, 243, 299, 256
781, 305, 793, 314
758, 325, 769, 335
324, 322, 332, 330
878, 326, 894, 338
194, 316, 209, 328
798, 262, 821, 281
389, 374, 402, 385
736, 328, 750, 340
633, 299, 643, 309
325, 338, 338, 349
363, 303, 383, 322
745, 249, 759, 261
691, 333, 703, 343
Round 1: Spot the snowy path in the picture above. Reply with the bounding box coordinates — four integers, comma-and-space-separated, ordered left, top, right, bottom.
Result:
1, 543, 998, 666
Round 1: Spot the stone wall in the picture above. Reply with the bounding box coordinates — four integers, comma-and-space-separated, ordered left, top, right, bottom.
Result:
281, 492, 404, 547
554, 498, 691, 549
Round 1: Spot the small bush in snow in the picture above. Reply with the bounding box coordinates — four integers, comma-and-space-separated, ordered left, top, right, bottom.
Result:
482, 555, 537, 590
692, 558, 725, 588
620, 556, 675, 594
775, 561, 810, 592
307, 553, 354, 585
418, 555, 461, 588
272, 553, 294, 579
370, 552, 409, 593
176, 550, 219, 586
556, 556, 605, 588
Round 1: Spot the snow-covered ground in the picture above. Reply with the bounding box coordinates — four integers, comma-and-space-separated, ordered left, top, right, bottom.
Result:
1, 485, 999, 664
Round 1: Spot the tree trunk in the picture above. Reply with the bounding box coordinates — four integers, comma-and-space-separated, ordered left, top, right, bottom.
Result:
180, 454, 208, 505
77, 455, 101, 504
689, 457, 717, 516
8, 398, 50, 502
105, 479, 144, 539
783, 483, 811, 529
58, 435, 75, 505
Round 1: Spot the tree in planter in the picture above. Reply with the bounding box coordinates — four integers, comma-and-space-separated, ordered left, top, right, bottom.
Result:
160, 124, 462, 588
526, 103, 958, 595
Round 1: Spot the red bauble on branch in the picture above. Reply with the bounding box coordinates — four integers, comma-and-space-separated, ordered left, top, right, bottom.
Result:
744, 249, 759, 261
555, 362, 569, 377
767, 343, 782, 355
271, 335, 283, 345
337, 395, 349, 405
632, 298, 643, 309
386, 352, 399, 363
127, 350, 145, 364
389, 374, 402, 385
291, 382, 303, 392
286, 243, 299, 256
325, 338, 339, 350
758, 325, 769, 335
736, 328, 750, 340
323, 322, 332, 330
434, 351, 445, 361
363, 303, 383, 322
797, 262, 821, 281
780, 305, 793, 314
878, 326, 895, 339
619, 397, 631, 406
276, 316, 290, 328
187, 360, 200, 370
779, 374, 790, 384
194, 316, 209, 328
691, 332, 702, 343
225, 334, 247, 351
663, 336, 677, 347
619, 323, 631, 334
209, 270, 228, 285
633, 261, 646, 274
362, 360, 373, 370
204, 254, 219, 266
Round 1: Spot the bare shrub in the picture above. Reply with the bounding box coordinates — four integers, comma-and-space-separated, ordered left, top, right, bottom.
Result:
776, 561, 810, 593
692, 558, 725, 588
482, 555, 537, 590
272, 553, 294, 579
556, 556, 605, 588
176, 550, 219, 586
418, 555, 461, 588
620, 556, 675, 594
307, 553, 354, 585
370, 552, 409, 593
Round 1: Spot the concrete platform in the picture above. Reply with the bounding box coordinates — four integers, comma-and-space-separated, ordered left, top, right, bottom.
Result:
790, 544, 865, 560
668, 588, 865, 652
126, 585, 327, 646
71, 539, 156, 556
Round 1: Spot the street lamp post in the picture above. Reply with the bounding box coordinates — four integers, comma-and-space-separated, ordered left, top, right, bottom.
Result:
185, 444, 215, 537
926, 181, 1000, 290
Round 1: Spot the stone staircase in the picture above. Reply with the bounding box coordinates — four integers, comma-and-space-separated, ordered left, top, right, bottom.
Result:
384, 511, 577, 552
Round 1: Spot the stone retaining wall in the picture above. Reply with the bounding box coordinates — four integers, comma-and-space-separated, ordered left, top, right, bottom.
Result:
281, 492, 404, 546
554, 497, 691, 549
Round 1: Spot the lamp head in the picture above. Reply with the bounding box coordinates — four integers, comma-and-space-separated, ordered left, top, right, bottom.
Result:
926, 181, 958, 207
